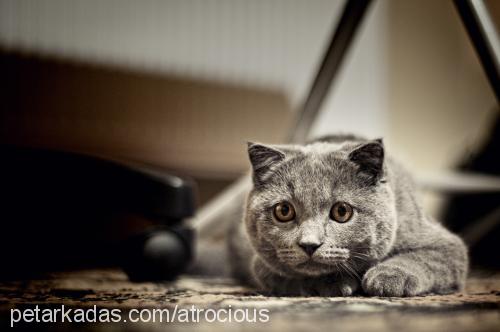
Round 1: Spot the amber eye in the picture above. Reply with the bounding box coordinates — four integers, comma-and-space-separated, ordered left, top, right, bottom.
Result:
273, 202, 296, 222
330, 202, 353, 223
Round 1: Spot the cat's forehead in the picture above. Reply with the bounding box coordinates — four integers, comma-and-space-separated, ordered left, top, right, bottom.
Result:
282, 142, 356, 178
297, 141, 353, 157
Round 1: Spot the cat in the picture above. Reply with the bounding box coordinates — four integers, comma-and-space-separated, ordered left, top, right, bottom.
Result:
228, 135, 468, 297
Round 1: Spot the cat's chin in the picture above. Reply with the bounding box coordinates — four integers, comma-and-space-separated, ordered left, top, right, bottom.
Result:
291, 260, 338, 277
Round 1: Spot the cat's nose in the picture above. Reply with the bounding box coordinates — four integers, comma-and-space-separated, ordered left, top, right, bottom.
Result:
298, 242, 322, 256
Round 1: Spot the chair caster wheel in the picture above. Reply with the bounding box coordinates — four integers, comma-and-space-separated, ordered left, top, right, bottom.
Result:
121, 226, 193, 282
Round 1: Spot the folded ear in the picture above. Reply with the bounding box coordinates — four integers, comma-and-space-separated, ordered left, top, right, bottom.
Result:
247, 142, 286, 186
348, 139, 384, 185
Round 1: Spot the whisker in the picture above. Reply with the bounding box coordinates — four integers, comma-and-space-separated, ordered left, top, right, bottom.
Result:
350, 246, 373, 251
349, 249, 371, 254
350, 254, 369, 262
334, 261, 345, 279
341, 262, 361, 281
339, 262, 354, 280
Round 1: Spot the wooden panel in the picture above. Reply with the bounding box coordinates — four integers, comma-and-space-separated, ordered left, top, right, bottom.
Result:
0, 51, 293, 178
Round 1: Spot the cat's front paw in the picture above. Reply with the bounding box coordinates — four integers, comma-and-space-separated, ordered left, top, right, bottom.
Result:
362, 264, 423, 297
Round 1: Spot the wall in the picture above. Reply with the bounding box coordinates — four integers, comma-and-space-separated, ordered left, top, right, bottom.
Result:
386, 0, 497, 173
0, 0, 343, 107
310, 0, 389, 139
385, 0, 497, 214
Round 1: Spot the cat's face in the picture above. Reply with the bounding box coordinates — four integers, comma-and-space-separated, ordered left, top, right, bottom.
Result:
245, 140, 397, 277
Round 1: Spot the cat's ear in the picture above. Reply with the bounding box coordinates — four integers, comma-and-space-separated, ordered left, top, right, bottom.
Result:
247, 142, 286, 186
348, 138, 384, 185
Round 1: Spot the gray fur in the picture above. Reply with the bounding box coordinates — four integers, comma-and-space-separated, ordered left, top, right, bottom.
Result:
228, 135, 468, 297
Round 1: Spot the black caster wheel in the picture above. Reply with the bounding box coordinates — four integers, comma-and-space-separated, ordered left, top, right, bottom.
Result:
121, 226, 194, 282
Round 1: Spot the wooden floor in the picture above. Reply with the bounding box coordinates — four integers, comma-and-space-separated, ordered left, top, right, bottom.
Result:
1, 269, 499, 331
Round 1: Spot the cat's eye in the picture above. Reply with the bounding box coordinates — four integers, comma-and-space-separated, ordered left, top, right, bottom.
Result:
330, 202, 353, 223
273, 202, 296, 222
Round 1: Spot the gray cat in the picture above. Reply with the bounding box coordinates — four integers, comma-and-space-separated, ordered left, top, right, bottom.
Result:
228, 135, 468, 297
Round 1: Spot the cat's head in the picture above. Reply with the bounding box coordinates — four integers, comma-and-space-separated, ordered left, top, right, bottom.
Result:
244, 139, 397, 277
